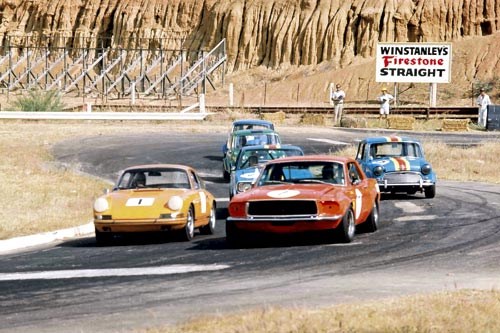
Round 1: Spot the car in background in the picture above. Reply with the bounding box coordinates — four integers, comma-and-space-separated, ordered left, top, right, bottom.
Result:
229, 144, 304, 198
355, 136, 436, 198
222, 119, 275, 156
222, 128, 281, 180
93, 164, 216, 245
226, 155, 380, 246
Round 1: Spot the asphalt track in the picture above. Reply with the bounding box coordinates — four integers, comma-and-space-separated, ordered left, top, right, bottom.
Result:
0, 126, 500, 333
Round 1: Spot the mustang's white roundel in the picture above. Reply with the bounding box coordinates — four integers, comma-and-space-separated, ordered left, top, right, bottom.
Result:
267, 190, 300, 198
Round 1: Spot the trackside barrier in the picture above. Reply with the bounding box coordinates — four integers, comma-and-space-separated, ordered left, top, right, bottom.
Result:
387, 116, 415, 130
441, 119, 470, 131
0, 111, 210, 121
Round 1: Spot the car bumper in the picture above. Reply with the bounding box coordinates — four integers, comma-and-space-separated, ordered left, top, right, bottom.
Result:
377, 172, 435, 191
377, 179, 435, 191
227, 214, 343, 233
94, 218, 186, 233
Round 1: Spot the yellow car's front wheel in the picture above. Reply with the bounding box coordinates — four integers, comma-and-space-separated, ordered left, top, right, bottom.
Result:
200, 205, 216, 235
180, 206, 195, 241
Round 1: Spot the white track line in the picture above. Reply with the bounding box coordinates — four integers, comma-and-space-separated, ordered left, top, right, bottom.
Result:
0, 264, 230, 281
307, 138, 349, 145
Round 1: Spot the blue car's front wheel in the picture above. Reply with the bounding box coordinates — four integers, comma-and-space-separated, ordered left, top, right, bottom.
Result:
425, 185, 436, 198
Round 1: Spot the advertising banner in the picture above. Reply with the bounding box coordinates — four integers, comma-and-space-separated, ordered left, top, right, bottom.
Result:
376, 43, 452, 83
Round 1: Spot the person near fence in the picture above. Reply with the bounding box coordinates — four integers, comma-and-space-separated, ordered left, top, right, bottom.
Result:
476, 88, 492, 128
330, 84, 345, 125
330, 84, 345, 124
378, 87, 394, 120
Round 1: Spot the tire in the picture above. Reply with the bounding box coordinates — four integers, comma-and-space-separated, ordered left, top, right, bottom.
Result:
424, 185, 436, 198
200, 204, 216, 235
335, 207, 356, 243
222, 163, 230, 181
225, 221, 242, 247
95, 229, 113, 246
180, 206, 195, 241
360, 201, 379, 233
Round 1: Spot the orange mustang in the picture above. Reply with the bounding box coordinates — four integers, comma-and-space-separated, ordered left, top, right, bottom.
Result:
226, 156, 380, 245
93, 164, 216, 245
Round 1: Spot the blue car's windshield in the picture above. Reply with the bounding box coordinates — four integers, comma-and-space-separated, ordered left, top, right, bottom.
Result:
370, 142, 422, 158
237, 148, 303, 169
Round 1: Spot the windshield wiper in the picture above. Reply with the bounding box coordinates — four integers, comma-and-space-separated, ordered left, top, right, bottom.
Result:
263, 180, 289, 185
295, 179, 331, 185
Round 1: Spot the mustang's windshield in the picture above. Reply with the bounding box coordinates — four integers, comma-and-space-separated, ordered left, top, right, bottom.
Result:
117, 169, 190, 189
258, 162, 345, 186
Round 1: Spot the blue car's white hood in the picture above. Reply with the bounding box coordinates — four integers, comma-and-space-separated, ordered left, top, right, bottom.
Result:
235, 167, 261, 182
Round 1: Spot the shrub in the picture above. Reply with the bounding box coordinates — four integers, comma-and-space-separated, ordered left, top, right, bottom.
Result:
9, 89, 64, 112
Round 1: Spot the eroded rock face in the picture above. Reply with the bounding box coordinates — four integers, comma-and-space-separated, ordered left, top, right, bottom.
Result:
1, 0, 498, 72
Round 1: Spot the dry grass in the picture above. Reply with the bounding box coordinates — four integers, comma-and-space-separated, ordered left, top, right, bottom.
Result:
146, 289, 500, 333
0, 120, 225, 240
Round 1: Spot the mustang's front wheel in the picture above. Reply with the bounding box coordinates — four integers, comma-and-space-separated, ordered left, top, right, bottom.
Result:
225, 221, 243, 247
360, 201, 379, 233
335, 207, 355, 243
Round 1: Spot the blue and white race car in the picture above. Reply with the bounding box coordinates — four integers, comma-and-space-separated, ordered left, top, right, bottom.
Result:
229, 144, 304, 198
221, 119, 275, 156
355, 136, 436, 198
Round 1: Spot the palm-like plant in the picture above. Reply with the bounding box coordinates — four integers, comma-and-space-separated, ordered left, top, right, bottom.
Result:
9, 89, 64, 112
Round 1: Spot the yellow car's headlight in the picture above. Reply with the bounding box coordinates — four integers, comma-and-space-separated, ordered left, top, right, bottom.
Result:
167, 196, 183, 211
93, 197, 109, 213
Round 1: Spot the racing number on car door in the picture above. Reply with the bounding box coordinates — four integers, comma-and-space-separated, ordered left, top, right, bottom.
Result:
190, 171, 207, 214
348, 162, 364, 220
199, 191, 207, 214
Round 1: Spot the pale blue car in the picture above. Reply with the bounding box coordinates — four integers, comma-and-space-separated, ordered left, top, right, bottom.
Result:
355, 136, 436, 198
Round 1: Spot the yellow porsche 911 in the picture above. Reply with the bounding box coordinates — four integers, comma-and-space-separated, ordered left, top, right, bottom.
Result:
93, 164, 216, 245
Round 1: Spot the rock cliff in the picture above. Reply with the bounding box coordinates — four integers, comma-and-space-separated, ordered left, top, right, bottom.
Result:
1, 0, 499, 105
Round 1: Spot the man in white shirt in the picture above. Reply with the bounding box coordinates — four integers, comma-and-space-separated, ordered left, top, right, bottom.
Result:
378, 87, 394, 120
476, 88, 492, 128
331, 84, 345, 125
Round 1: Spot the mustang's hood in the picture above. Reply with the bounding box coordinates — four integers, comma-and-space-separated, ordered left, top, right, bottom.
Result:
240, 183, 338, 201
372, 156, 424, 172
235, 167, 260, 182
104, 188, 188, 218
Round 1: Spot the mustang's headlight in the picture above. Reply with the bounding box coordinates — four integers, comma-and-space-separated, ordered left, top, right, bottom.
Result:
93, 197, 109, 213
167, 196, 183, 211
421, 164, 432, 175
237, 182, 252, 193
373, 165, 384, 177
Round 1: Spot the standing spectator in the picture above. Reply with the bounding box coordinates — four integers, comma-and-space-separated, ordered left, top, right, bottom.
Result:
378, 87, 394, 120
331, 84, 345, 124
476, 88, 492, 128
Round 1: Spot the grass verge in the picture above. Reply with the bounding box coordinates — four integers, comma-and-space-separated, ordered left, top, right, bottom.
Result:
146, 289, 500, 333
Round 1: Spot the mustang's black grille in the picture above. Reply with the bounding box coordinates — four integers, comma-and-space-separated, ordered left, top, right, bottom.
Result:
247, 200, 317, 216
